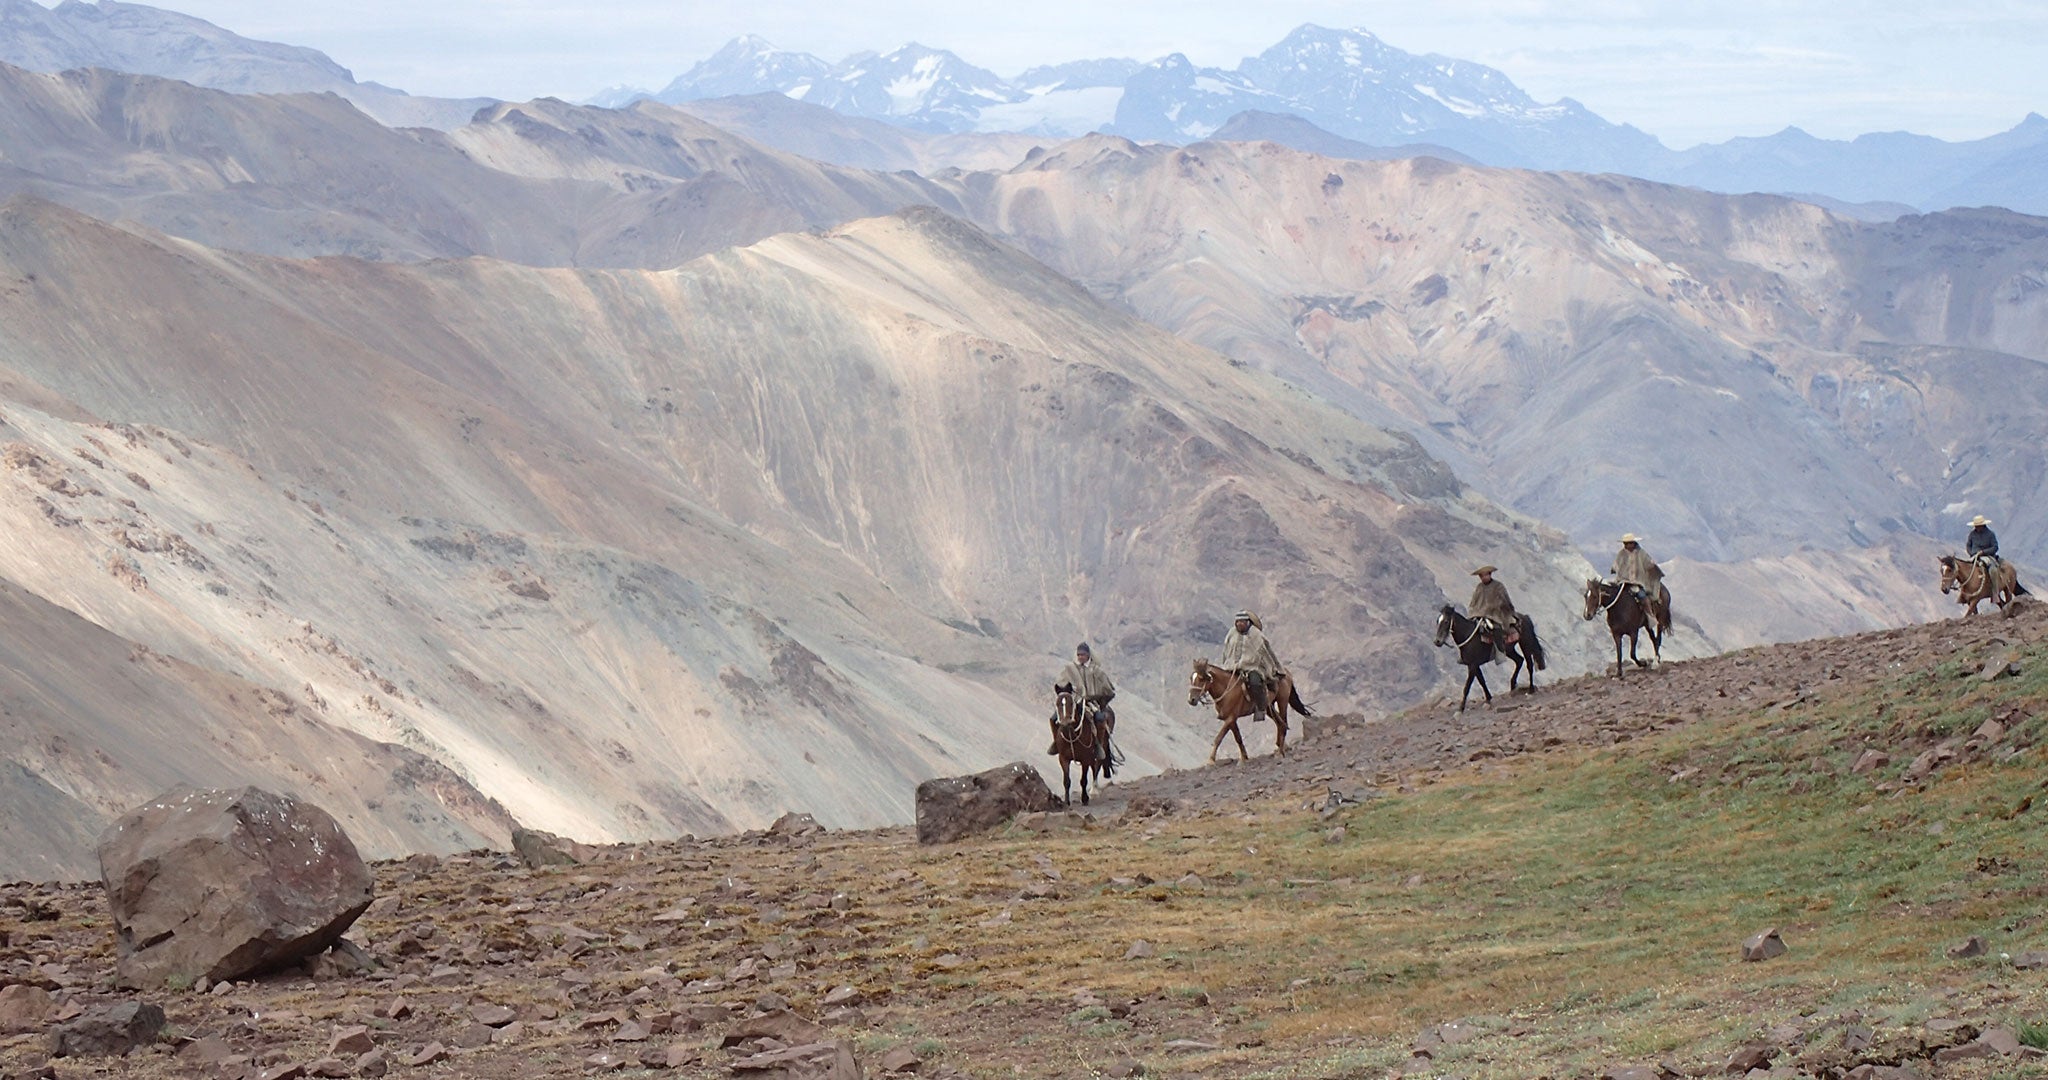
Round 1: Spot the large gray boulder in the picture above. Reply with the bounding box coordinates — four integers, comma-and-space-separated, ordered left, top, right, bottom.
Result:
97, 786, 375, 989
914, 762, 1061, 844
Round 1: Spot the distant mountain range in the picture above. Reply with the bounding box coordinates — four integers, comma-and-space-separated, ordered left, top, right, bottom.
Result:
607, 25, 2048, 214
0, 3, 2041, 212
0, 0, 490, 127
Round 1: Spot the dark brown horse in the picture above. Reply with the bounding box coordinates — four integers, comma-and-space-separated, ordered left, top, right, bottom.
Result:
1434, 605, 1545, 711
1583, 578, 1661, 678
1188, 659, 1311, 764
1939, 554, 2020, 616
1051, 688, 1111, 805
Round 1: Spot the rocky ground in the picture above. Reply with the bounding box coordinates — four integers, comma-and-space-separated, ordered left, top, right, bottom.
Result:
3, 605, 2046, 1080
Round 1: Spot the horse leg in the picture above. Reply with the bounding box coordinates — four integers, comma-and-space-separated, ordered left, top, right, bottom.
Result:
1230, 716, 1250, 760
1475, 667, 1492, 705
1060, 755, 1073, 807
1459, 668, 1476, 712
1208, 721, 1228, 765
1273, 701, 1288, 756
1613, 631, 1625, 679
1080, 755, 1091, 806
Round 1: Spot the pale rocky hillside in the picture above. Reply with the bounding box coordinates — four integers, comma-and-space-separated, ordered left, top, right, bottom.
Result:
935, 137, 2048, 632
0, 197, 1590, 877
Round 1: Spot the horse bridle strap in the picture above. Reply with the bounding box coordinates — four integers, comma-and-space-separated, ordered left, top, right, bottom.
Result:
1597, 583, 1627, 612
1446, 617, 1482, 649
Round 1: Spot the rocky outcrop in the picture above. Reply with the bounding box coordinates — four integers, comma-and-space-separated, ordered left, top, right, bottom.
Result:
915, 763, 1062, 844
97, 787, 375, 989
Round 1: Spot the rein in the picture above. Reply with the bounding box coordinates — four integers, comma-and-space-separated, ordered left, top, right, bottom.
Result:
1442, 614, 1482, 650
1596, 583, 1627, 613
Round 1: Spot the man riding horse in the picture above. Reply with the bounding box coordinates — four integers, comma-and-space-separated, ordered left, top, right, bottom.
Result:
1612, 533, 1669, 631
1467, 565, 1519, 646
1049, 642, 1115, 760
1222, 610, 1281, 720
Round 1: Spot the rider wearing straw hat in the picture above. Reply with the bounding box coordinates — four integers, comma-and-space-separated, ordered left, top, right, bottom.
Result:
1967, 516, 2000, 565
1468, 565, 1519, 644
1611, 533, 1668, 625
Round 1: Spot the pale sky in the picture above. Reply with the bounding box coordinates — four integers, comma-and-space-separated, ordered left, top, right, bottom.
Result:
147, 0, 2048, 148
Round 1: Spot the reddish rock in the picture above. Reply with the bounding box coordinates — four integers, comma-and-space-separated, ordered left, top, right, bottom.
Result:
0, 984, 53, 1034
471, 1003, 518, 1027
97, 786, 375, 989
401, 1042, 449, 1067
880, 1045, 923, 1072
1724, 1045, 1771, 1073
1849, 750, 1890, 775
355, 1048, 389, 1077
329, 1026, 376, 1057
1946, 936, 1986, 958
914, 762, 1061, 844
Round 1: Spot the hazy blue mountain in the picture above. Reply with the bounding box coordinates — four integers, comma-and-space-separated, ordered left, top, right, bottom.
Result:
654, 34, 830, 102
1209, 110, 1477, 165
0, 0, 491, 128
1013, 57, 1141, 91
802, 43, 1025, 133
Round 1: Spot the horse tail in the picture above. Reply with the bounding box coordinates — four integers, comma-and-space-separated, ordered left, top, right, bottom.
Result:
1520, 615, 1546, 671
1288, 685, 1312, 717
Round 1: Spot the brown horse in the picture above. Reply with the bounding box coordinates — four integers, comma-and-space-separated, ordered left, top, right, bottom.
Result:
1582, 578, 1661, 678
1188, 659, 1312, 764
1939, 554, 2020, 616
1050, 688, 1109, 806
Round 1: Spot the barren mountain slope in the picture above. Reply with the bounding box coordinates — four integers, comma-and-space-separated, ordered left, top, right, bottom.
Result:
938, 138, 2048, 622
0, 64, 952, 267
0, 196, 1594, 874
0, 574, 512, 882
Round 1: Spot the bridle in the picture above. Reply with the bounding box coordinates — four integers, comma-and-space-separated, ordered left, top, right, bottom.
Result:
1053, 690, 1087, 744
1588, 580, 1627, 614
1436, 609, 1481, 649
1188, 664, 1217, 705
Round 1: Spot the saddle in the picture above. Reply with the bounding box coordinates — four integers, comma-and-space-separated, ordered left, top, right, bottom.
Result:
1477, 617, 1519, 646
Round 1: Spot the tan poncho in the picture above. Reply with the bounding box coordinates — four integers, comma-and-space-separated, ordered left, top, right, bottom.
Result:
1612, 545, 1660, 588
1221, 626, 1280, 680
1057, 659, 1115, 700
1469, 579, 1517, 625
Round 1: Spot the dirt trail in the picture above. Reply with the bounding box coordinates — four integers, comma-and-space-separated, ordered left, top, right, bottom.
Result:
1106, 602, 2048, 816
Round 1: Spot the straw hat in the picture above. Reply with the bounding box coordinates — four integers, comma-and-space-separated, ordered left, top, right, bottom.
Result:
1970, 515, 1991, 527
1620, 533, 1640, 544
1470, 565, 1498, 576
1234, 610, 1254, 621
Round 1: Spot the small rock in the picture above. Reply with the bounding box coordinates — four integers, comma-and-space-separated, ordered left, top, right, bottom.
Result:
471, 1003, 518, 1027
614, 1020, 651, 1042
1105, 1060, 1145, 1078
584, 1051, 628, 1071
45, 1000, 166, 1057
1947, 936, 1986, 959
307, 1058, 351, 1079
2011, 950, 2048, 970
452, 1023, 496, 1049
401, 1042, 448, 1067
355, 1048, 389, 1078
0, 984, 54, 1034
1850, 750, 1890, 775
1724, 1045, 1772, 1073
879, 1045, 923, 1073
258, 1064, 307, 1080
493, 1021, 525, 1044
820, 986, 862, 1007
1979, 1028, 2022, 1056
1933, 1042, 1996, 1064
1124, 940, 1155, 960
329, 1027, 376, 1057
1324, 826, 1346, 845
1741, 928, 1787, 962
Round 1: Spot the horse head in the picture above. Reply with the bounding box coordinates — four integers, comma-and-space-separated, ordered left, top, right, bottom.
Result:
1433, 605, 1457, 647
1188, 658, 1216, 706
1938, 555, 1960, 595
1581, 579, 1605, 621
1053, 688, 1084, 743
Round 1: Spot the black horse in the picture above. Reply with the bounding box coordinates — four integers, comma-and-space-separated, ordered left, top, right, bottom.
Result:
1434, 606, 1546, 712
1582, 578, 1661, 677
